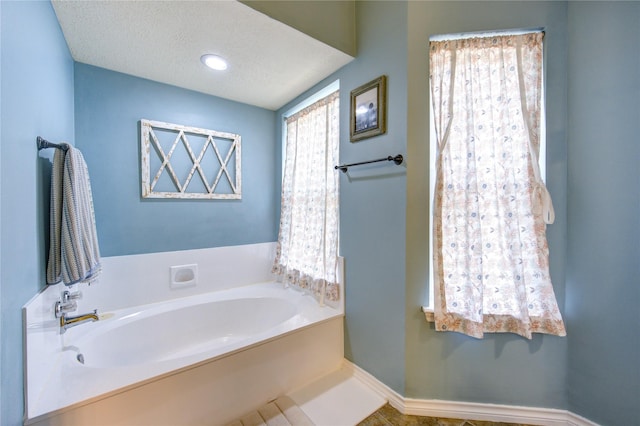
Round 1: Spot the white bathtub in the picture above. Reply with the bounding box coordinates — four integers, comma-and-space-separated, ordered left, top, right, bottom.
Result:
77, 293, 298, 369
24, 245, 344, 425
74, 285, 314, 369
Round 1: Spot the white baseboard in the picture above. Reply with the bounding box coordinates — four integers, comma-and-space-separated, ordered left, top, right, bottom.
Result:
343, 359, 599, 426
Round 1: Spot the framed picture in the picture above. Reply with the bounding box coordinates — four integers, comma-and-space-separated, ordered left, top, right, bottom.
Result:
350, 75, 387, 142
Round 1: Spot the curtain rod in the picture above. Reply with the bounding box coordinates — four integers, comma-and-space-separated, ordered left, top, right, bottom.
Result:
429, 27, 544, 42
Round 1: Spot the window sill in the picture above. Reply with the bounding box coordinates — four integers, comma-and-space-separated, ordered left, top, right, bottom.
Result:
421, 306, 434, 323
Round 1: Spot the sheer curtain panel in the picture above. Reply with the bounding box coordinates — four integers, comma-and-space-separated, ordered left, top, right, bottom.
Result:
430, 32, 566, 339
273, 91, 340, 305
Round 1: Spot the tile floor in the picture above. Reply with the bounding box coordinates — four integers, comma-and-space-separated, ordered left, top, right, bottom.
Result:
357, 404, 533, 426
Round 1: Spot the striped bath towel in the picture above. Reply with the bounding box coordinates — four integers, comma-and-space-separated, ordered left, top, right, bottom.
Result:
46, 146, 101, 285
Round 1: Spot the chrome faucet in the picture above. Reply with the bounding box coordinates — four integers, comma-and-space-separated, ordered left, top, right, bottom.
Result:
58, 310, 99, 333
54, 290, 99, 334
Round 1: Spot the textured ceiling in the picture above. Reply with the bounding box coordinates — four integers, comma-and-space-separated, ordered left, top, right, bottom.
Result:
51, 0, 354, 110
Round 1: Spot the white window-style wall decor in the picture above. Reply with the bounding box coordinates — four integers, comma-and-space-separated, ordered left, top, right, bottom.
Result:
140, 119, 241, 199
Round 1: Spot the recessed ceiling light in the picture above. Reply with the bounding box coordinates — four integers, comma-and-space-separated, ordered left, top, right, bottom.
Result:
200, 54, 228, 71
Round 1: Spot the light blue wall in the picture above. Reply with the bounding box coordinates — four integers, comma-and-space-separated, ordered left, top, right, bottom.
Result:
405, 1, 569, 409
74, 63, 278, 256
2, 2, 638, 425
566, 3, 640, 425
0, 1, 75, 425
276, 1, 408, 394
0, 0, 3, 416
341, 1, 408, 393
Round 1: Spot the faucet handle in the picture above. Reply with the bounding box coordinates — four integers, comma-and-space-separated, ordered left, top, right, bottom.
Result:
54, 300, 77, 318
62, 290, 82, 302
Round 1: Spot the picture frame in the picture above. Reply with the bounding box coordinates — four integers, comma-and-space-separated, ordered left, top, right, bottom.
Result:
350, 75, 387, 142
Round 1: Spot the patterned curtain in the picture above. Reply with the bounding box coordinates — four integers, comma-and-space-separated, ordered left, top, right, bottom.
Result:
273, 91, 340, 305
430, 33, 566, 339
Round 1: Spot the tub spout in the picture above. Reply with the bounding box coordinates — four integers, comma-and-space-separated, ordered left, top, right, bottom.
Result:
59, 310, 99, 334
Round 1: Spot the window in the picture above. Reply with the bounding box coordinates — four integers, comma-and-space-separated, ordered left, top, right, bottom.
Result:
427, 31, 565, 339
272, 82, 340, 306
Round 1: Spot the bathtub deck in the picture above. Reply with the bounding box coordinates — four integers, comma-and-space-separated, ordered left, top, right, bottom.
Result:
228, 366, 385, 426
288, 363, 386, 425
24, 281, 345, 424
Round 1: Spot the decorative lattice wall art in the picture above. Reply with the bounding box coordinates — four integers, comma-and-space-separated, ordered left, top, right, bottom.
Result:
140, 119, 241, 199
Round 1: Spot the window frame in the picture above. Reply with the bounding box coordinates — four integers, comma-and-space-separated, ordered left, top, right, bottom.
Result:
275, 80, 342, 304
281, 80, 341, 179
424, 30, 547, 314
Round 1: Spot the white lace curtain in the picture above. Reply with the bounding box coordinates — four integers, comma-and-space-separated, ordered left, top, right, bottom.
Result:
430, 32, 566, 339
272, 91, 340, 305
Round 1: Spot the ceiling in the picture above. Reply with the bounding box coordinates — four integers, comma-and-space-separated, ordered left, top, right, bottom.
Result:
51, 0, 354, 110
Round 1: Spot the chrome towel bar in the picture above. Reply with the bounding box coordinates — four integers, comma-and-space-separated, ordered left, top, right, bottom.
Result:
334, 154, 403, 173
37, 136, 69, 151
